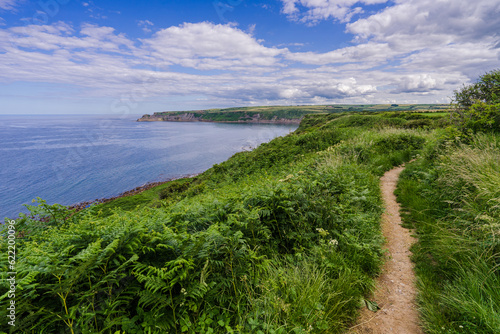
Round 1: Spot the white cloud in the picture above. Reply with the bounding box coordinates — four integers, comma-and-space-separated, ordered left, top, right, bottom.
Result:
1, 0, 499, 111
286, 42, 398, 65
282, 0, 500, 98
2, 22, 136, 53
138, 20, 154, 33
143, 22, 287, 70
0, 0, 22, 11
345, 0, 500, 78
393, 74, 442, 94
0, 20, 385, 106
347, 0, 500, 43
280, 0, 389, 23
247, 23, 256, 35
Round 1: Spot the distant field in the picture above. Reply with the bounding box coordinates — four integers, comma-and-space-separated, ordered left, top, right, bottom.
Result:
170, 104, 450, 114
205, 104, 449, 112
139, 104, 450, 123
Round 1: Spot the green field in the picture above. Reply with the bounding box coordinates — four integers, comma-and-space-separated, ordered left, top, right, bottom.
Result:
140, 104, 450, 123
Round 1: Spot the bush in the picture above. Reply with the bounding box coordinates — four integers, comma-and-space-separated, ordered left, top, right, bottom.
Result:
453, 69, 500, 108
451, 69, 500, 136
404, 119, 433, 129
158, 179, 193, 200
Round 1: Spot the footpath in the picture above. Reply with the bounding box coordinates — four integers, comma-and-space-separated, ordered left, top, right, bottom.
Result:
349, 165, 423, 334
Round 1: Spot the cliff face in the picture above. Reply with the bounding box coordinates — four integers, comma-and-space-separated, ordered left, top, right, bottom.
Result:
137, 112, 302, 124
137, 113, 200, 122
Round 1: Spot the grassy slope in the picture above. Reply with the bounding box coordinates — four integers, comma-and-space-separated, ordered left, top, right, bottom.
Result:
396, 134, 500, 333
145, 104, 449, 122
1, 111, 447, 334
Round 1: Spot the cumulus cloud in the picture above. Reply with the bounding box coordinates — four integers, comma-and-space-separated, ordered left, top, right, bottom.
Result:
280, 0, 389, 23
345, 0, 500, 78
348, 0, 500, 42
283, 0, 500, 97
392, 74, 443, 94
1, 1, 499, 109
143, 22, 287, 70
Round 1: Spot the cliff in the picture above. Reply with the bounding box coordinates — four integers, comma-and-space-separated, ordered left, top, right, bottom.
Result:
137, 104, 450, 124
137, 111, 303, 124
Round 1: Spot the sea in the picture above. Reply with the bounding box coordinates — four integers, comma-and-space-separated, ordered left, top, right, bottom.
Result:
0, 114, 297, 220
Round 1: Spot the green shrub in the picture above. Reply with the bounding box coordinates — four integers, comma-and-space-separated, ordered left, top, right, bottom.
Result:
451, 69, 500, 136
404, 119, 433, 129
158, 179, 193, 200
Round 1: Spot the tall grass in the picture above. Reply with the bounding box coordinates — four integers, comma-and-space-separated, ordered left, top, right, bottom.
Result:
244, 258, 364, 334
397, 132, 500, 334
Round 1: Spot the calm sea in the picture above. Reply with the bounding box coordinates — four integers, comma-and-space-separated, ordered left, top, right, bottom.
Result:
0, 115, 297, 220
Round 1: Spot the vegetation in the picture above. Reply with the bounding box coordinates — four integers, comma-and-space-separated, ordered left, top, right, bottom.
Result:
450, 69, 500, 137
396, 70, 500, 333
140, 104, 449, 123
0, 110, 441, 333
2, 69, 499, 333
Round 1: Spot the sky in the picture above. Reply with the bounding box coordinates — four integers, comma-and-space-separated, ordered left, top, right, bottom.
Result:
0, 0, 499, 115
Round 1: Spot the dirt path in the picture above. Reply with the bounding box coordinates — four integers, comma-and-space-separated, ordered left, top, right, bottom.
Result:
349, 165, 423, 334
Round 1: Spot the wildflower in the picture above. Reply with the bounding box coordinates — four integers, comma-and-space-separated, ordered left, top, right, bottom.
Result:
180, 288, 187, 295
328, 239, 338, 247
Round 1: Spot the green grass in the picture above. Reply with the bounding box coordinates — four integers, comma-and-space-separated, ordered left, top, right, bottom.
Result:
93, 177, 197, 217
0, 111, 451, 333
142, 105, 450, 123
396, 133, 500, 334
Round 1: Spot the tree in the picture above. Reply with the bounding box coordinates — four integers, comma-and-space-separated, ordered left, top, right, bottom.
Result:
451, 69, 500, 135
453, 69, 500, 108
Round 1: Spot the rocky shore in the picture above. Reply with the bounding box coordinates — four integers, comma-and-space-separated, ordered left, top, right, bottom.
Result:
68, 174, 199, 212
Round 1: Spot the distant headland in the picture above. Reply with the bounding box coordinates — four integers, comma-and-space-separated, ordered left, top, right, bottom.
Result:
137, 104, 449, 124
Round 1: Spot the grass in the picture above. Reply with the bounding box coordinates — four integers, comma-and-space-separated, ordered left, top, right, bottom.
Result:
0, 110, 450, 333
94, 177, 197, 217
396, 132, 500, 334
141, 105, 450, 123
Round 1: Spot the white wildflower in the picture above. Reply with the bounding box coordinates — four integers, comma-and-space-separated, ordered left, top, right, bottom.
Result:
329, 239, 338, 247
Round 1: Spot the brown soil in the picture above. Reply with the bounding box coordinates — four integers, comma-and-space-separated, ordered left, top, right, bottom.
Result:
349, 165, 423, 334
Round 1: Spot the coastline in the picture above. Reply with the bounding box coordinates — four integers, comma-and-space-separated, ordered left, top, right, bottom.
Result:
67, 173, 200, 213
137, 112, 303, 124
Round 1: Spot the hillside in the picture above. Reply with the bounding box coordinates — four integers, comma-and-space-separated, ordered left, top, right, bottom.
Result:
0, 110, 445, 333
137, 104, 449, 123
2, 91, 499, 333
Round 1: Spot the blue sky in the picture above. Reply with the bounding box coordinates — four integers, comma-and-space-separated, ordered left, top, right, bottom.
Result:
0, 0, 499, 115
